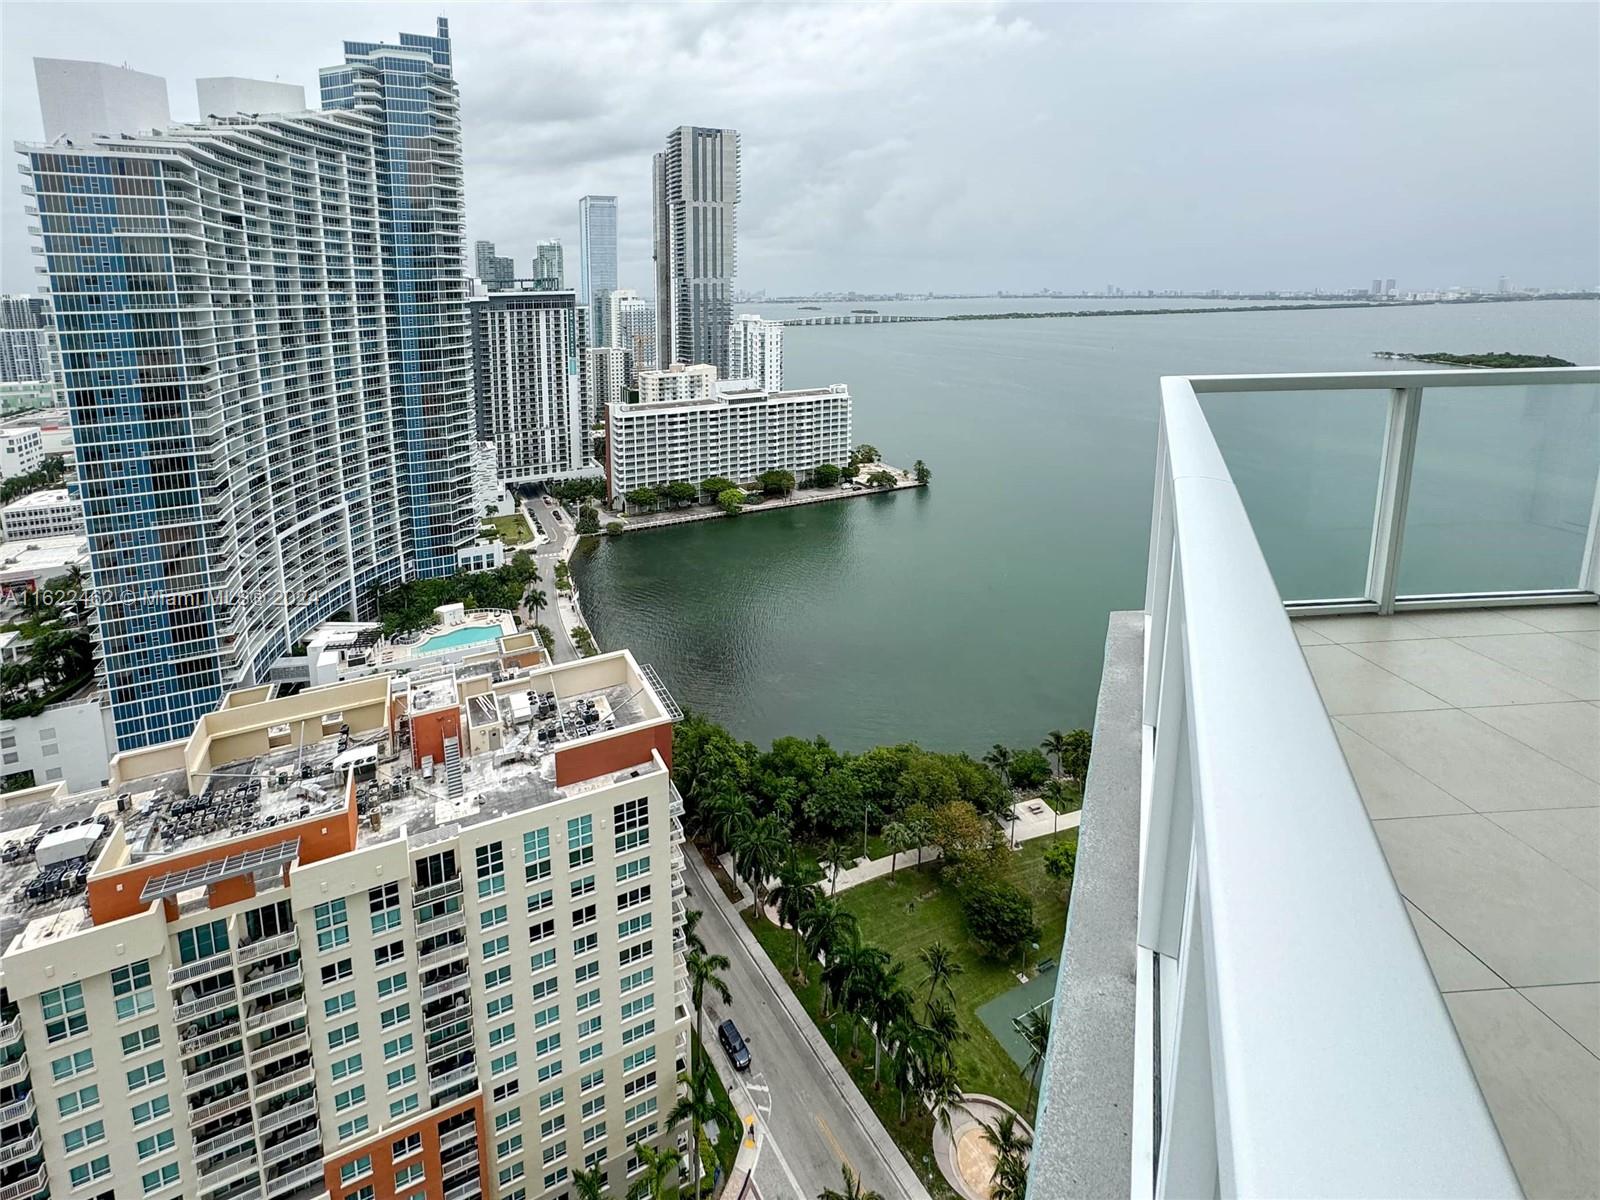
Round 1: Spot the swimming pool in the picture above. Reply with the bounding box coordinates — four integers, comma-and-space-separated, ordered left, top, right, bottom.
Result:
417, 624, 504, 655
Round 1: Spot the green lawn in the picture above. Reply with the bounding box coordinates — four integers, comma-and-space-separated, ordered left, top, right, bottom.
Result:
743, 834, 1075, 1189
837, 836, 1074, 1113
481, 513, 535, 545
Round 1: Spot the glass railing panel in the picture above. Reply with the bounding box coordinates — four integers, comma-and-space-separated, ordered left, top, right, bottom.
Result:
1399, 383, 1599, 595
1200, 389, 1390, 601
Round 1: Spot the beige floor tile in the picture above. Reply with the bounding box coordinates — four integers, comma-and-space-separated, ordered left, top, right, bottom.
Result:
1302, 644, 1447, 715
1405, 900, 1506, 992
1402, 609, 1543, 637
1295, 613, 1444, 643
1377, 814, 1599, 987
1342, 710, 1599, 812
1347, 638, 1578, 707
1520, 983, 1600, 1058
1469, 703, 1600, 783
1510, 605, 1600, 633
1450, 634, 1600, 702
1334, 722, 1470, 818
1291, 621, 1332, 646
1486, 808, 1600, 891
1445, 988, 1600, 1200
1558, 628, 1600, 649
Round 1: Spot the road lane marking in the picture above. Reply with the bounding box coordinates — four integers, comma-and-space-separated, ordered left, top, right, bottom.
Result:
816, 1113, 856, 1179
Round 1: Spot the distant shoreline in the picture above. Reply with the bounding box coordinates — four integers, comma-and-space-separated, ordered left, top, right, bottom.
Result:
777, 294, 1599, 328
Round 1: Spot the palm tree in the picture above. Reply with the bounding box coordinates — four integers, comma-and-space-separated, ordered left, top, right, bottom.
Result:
983, 743, 1013, 789
700, 790, 748, 855
924, 998, 964, 1071
869, 964, 913, 1087
1062, 728, 1093, 784
887, 1015, 924, 1122
667, 1061, 722, 1198
682, 906, 705, 956
983, 1113, 1033, 1200
917, 942, 962, 1018
830, 933, 888, 1058
686, 949, 731, 1073
626, 1144, 679, 1200
882, 821, 914, 878
526, 587, 548, 625
571, 1165, 606, 1200
1019, 1005, 1053, 1114
1043, 778, 1072, 834
819, 1164, 885, 1200
731, 813, 785, 918
820, 839, 852, 896
771, 852, 822, 977
798, 897, 856, 1013
1041, 730, 1071, 777
920, 1060, 968, 1139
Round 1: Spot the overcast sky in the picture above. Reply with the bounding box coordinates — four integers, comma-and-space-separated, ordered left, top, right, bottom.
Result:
2, 2, 1596, 296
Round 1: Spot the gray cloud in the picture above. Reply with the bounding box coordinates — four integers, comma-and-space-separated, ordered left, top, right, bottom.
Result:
2, 2, 1595, 296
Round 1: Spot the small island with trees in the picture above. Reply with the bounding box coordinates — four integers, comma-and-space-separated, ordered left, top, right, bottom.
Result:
1373, 350, 1576, 368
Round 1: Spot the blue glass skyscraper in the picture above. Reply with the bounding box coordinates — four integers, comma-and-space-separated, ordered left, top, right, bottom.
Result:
321, 18, 474, 580
579, 194, 618, 345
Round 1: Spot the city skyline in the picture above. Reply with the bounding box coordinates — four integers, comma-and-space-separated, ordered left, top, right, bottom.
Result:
1, 2, 1595, 298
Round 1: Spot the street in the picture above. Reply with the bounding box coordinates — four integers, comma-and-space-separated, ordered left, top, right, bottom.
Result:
520, 496, 581, 663
684, 847, 934, 1200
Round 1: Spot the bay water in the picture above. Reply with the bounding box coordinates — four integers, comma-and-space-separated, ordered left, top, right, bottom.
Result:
573, 299, 1598, 754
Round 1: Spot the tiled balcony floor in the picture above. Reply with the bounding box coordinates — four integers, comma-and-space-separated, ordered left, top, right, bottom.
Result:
1294, 605, 1599, 1199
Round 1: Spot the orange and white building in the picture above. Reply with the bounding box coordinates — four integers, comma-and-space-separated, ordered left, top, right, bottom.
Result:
0, 644, 689, 1200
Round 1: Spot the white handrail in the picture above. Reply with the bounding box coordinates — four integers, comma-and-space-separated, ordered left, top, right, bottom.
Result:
1139, 376, 1521, 1197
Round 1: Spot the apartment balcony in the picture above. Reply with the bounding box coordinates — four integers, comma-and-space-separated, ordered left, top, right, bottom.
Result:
0, 1128, 40, 1169
195, 1119, 257, 1163
184, 1016, 244, 1057
199, 1143, 264, 1192
240, 962, 303, 1000
246, 996, 307, 1033
172, 949, 237, 988
257, 1095, 317, 1137
264, 1161, 323, 1199
442, 1179, 482, 1200
413, 877, 464, 907
176, 984, 241, 1023
185, 1051, 250, 1094
419, 939, 469, 972
0, 1052, 27, 1088
260, 1127, 320, 1166
236, 930, 299, 964
0, 1092, 34, 1127
1029, 367, 1598, 1200
255, 1062, 314, 1101
190, 1086, 253, 1126
421, 969, 472, 1004
0, 1016, 18, 1049
429, 1061, 478, 1095
0, 1165, 47, 1200
416, 907, 467, 940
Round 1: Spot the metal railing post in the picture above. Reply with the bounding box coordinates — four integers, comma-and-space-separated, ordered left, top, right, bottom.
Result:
1364, 385, 1423, 614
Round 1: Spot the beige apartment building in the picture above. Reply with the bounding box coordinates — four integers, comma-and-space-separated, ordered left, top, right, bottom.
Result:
0, 638, 689, 1200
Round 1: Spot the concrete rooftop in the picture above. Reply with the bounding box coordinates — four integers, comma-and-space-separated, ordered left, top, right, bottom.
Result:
1293, 604, 1599, 1200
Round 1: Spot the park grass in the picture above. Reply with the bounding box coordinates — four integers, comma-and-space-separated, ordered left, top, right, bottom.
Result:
836, 835, 1075, 1114
482, 512, 535, 545
742, 834, 1075, 1190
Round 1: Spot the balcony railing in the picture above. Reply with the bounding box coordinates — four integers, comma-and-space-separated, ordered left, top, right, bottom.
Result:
1120, 370, 1579, 1198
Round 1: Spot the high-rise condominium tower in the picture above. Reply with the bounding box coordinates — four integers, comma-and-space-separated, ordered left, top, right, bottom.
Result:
578, 195, 618, 340
652, 126, 739, 373
23, 104, 408, 749
469, 287, 593, 484
475, 239, 515, 286
607, 290, 657, 386
535, 240, 564, 287
321, 18, 474, 580
728, 313, 784, 393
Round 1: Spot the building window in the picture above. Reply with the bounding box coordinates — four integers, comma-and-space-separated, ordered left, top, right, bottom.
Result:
339, 1157, 373, 1186
481, 903, 508, 930
491, 1051, 518, 1077
375, 939, 406, 968
567, 815, 593, 868
376, 972, 407, 998
617, 884, 651, 912
135, 1128, 175, 1160
383, 1033, 414, 1061
338, 1116, 371, 1141
314, 898, 350, 952
58, 1084, 99, 1117
63, 1118, 107, 1153
531, 947, 557, 975
614, 797, 649, 853
51, 1047, 93, 1081
176, 919, 229, 963
121, 1025, 161, 1056
393, 1132, 423, 1160
477, 841, 506, 898
131, 1094, 170, 1125
122, 1054, 168, 1094
387, 1064, 417, 1091
369, 882, 401, 934
325, 990, 357, 1019
575, 960, 599, 986
570, 874, 595, 899
524, 828, 551, 882
487, 994, 515, 1020
618, 913, 652, 941
141, 1163, 180, 1195
322, 958, 354, 986
331, 1053, 363, 1081
580, 1069, 604, 1094
616, 855, 650, 884
390, 1093, 420, 1120
573, 931, 598, 957
334, 1084, 367, 1112
41, 980, 88, 1042
527, 888, 554, 914
380, 1003, 410, 1029
68, 1156, 111, 1188
329, 1022, 360, 1050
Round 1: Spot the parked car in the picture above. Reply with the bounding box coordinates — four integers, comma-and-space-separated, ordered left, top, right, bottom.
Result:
718, 1018, 751, 1071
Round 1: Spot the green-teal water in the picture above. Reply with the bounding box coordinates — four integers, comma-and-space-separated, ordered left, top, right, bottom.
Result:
573, 299, 1598, 754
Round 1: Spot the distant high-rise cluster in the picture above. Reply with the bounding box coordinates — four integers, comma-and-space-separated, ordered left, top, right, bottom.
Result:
0, 294, 50, 384
653, 126, 741, 374
535, 239, 565, 287
475, 238, 515, 286
728, 313, 785, 393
